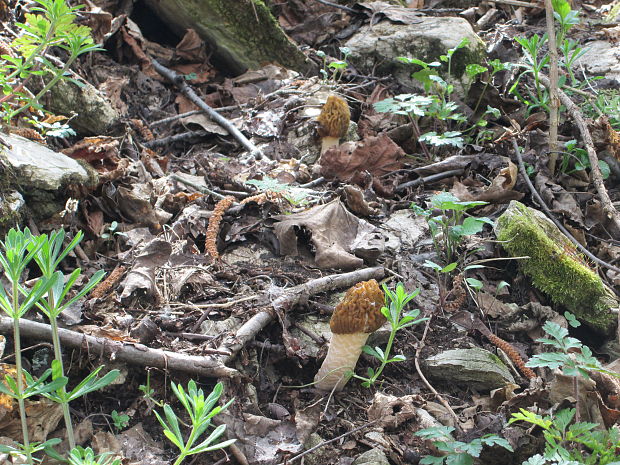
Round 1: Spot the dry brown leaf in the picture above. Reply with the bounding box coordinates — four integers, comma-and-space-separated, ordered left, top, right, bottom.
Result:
318, 133, 404, 186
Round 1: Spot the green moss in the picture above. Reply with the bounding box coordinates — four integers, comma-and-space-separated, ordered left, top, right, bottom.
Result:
496, 202, 617, 333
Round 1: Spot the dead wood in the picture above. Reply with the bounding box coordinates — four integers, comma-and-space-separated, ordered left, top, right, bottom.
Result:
217, 266, 385, 365
150, 59, 264, 159
0, 317, 238, 378
538, 73, 620, 232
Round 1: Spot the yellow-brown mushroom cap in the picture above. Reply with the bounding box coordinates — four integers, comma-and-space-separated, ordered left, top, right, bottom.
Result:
329, 279, 386, 334
317, 95, 351, 139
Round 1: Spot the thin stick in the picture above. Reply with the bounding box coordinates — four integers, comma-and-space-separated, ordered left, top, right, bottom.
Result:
486, 0, 540, 7
537, 73, 620, 231
278, 420, 379, 465
151, 59, 264, 159
396, 169, 464, 192
414, 316, 462, 433
511, 138, 620, 274
544, 0, 560, 173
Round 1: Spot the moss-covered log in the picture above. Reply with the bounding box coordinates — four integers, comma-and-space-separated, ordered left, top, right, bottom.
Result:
143, 0, 309, 74
495, 201, 618, 334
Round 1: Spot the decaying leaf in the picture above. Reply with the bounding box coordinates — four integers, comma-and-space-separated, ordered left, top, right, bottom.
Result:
119, 240, 172, 302
318, 133, 404, 187
273, 199, 378, 269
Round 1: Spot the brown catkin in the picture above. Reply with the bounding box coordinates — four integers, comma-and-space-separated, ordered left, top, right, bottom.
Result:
486, 333, 536, 379
205, 196, 235, 260
90, 265, 126, 299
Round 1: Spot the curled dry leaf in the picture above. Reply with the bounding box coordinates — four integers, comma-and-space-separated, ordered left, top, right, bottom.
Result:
318, 133, 404, 186
273, 199, 378, 269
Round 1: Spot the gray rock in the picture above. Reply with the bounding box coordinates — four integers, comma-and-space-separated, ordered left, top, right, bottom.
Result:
574, 40, 620, 84
45, 78, 119, 135
424, 347, 515, 390
344, 17, 485, 91
1, 133, 96, 218
353, 448, 390, 465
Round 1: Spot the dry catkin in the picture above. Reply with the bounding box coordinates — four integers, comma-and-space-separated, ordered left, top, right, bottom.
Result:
486, 333, 536, 379
205, 196, 235, 260
90, 265, 126, 299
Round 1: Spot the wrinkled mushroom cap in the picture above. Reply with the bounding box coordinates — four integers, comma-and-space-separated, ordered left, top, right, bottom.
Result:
330, 279, 386, 334
317, 95, 350, 139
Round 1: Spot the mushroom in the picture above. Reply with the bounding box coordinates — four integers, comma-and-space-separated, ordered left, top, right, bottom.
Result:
315, 279, 385, 391
316, 95, 350, 155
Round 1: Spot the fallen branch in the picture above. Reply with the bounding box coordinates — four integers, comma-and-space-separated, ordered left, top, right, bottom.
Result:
538, 73, 620, 231
0, 317, 238, 378
150, 59, 264, 159
218, 266, 385, 365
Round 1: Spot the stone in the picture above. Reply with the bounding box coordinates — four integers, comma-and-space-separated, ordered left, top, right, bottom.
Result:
495, 201, 618, 334
574, 40, 620, 84
344, 17, 485, 91
424, 347, 515, 390
352, 448, 390, 465
1, 133, 97, 218
43, 78, 119, 136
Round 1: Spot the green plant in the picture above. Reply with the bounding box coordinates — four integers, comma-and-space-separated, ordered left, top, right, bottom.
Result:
412, 192, 492, 268
100, 221, 127, 241
415, 426, 513, 465
510, 408, 620, 464
25, 115, 76, 138
0, 229, 68, 464
245, 176, 315, 206
0, 0, 102, 124
154, 381, 235, 465
29, 229, 118, 451
317, 47, 350, 83
352, 283, 427, 387
111, 410, 129, 431
67, 446, 121, 465
559, 139, 610, 179
374, 40, 472, 158
139, 371, 164, 408
512, 34, 550, 113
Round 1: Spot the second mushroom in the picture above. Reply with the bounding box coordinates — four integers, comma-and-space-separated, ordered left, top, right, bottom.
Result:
315, 279, 386, 391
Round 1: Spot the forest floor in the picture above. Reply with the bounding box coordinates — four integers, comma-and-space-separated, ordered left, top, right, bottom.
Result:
2, 0, 620, 464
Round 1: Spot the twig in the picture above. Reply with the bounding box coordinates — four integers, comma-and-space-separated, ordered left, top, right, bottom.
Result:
544, 0, 560, 173
414, 315, 462, 434
143, 130, 209, 149
395, 169, 464, 192
151, 106, 242, 127
511, 138, 620, 274
217, 267, 385, 365
277, 420, 379, 465
0, 316, 238, 378
537, 73, 620, 231
169, 173, 229, 200
313, 0, 356, 13
485, 0, 541, 7
150, 59, 264, 159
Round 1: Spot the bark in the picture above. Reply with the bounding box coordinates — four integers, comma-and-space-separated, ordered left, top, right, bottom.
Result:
143, 0, 309, 74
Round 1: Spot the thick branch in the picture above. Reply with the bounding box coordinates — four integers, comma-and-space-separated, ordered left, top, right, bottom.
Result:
0, 317, 237, 378
218, 266, 385, 365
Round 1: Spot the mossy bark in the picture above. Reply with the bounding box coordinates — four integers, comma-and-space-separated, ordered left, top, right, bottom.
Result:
144, 0, 309, 74
495, 201, 618, 334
